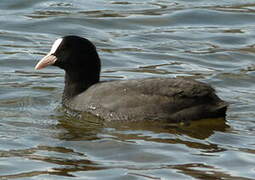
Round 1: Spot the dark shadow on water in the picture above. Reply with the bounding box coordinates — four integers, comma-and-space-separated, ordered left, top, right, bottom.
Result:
107, 117, 228, 138
56, 107, 229, 141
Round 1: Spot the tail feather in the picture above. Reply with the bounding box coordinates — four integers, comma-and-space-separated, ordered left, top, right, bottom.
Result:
168, 101, 228, 123
210, 101, 228, 117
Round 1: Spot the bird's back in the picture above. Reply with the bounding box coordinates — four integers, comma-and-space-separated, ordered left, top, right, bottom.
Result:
66, 77, 228, 122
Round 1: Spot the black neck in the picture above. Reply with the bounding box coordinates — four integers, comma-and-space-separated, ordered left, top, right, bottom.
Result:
62, 69, 100, 102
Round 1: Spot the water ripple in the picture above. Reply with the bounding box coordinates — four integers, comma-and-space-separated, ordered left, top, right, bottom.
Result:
0, 0, 255, 179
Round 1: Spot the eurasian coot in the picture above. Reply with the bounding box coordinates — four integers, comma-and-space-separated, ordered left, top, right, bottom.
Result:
35, 36, 228, 122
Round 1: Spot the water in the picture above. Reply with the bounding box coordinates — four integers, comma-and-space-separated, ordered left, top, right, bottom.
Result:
0, 0, 255, 179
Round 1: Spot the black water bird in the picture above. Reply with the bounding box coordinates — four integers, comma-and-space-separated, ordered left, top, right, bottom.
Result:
35, 36, 228, 122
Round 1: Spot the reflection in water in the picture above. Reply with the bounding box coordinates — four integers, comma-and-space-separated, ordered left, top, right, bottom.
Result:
105, 117, 228, 140
56, 110, 105, 141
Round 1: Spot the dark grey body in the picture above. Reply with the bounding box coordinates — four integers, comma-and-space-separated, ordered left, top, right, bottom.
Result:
65, 77, 227, 122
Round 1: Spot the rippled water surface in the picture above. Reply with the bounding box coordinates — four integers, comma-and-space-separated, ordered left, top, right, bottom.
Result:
1, 0, 255, 179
